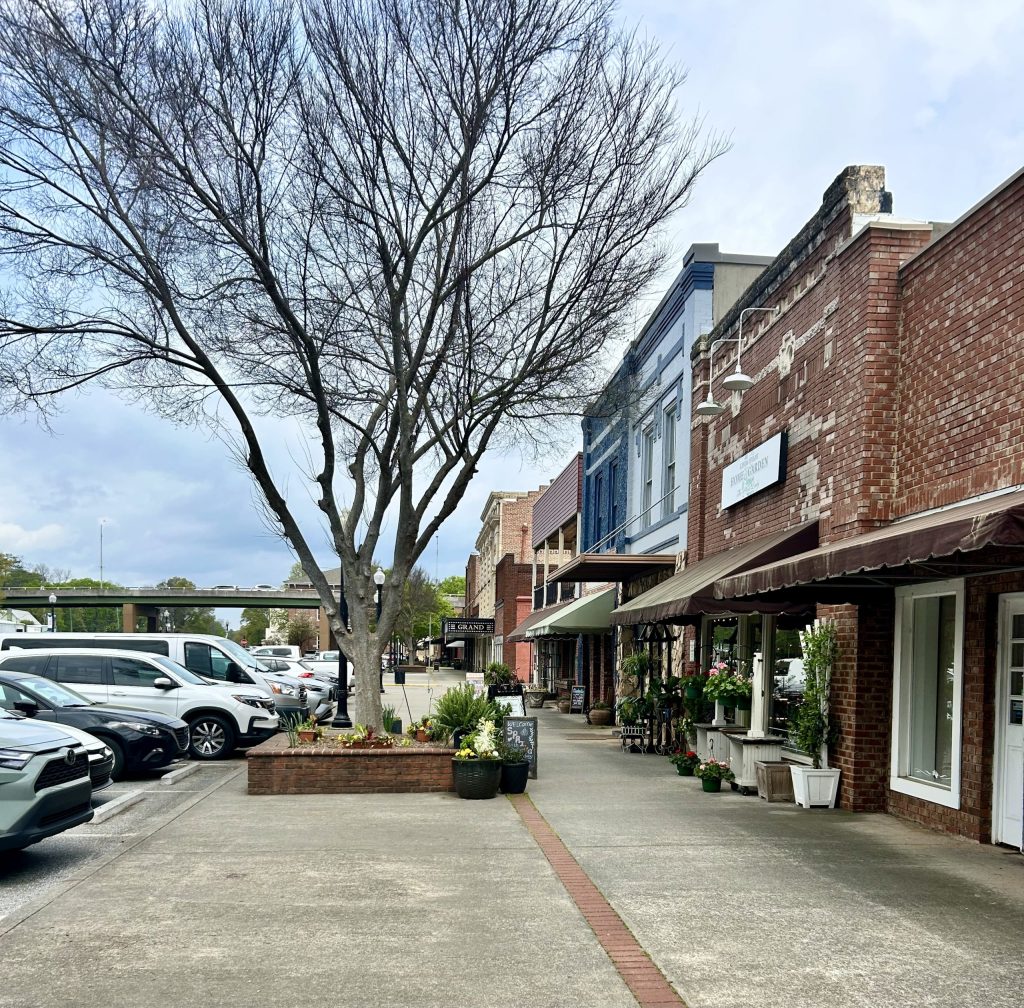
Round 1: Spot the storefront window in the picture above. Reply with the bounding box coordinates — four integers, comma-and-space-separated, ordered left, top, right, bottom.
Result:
770, 626, 804, 743
891, 579, 964, 809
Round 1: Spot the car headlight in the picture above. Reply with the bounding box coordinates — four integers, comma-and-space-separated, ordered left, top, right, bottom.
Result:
268, 682, 295, 696
0, 748, 34, 770
108, 721, 162, 736
232, 694, 268, 708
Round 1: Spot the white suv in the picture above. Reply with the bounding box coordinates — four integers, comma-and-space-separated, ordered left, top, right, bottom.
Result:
0, 649, 279, 760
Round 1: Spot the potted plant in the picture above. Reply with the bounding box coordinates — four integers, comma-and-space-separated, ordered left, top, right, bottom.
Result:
588, 699, 612, 726
702, 661, 753, 708
681, 670, 707, 701
524, 682, 547, 708
789, 620, 841, 808
380, 704, 401, 736
296, 716, 319, 744
451, 718, 502, 799
668, 747, 700, 777
693, 757, 735, 793
432, 683, 504, 748
618, 651, 651, 694
406, 715, 438, 743
497, 739, 529, 794
336, 724, 394, 749
615, 696, 641, 726
484, 662, 522, 699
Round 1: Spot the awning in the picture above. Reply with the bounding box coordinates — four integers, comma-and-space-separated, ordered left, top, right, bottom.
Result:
506, 596, 578, 642
547, 552, 676, 584
443, 639, 465, 649
523, 587, 617, 638
610, 521, 819, 626
716, 489, 1024, 602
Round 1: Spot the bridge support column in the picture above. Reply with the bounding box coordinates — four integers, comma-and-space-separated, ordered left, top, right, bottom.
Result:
122, 602, 137, 633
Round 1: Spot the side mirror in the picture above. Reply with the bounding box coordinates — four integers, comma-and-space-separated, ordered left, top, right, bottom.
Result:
226, 662, 254, 684
13, 700, 39, 716
153, 677, 176, 690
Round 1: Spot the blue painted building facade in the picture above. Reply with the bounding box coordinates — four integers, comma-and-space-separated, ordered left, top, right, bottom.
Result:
581, 244, 773, 558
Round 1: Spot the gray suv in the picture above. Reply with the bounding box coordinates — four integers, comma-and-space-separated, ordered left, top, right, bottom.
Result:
0, 707, 93, 852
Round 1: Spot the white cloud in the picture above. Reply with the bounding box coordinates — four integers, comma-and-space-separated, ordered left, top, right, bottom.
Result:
0, 520, 67, 553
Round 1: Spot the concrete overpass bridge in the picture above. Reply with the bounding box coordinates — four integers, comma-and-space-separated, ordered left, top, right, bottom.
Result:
1, 587, 325, 634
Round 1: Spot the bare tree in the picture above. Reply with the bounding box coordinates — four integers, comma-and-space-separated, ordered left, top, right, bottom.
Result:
0, 0, 723, 726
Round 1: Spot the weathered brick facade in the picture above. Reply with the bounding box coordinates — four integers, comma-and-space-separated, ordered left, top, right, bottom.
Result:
687, 164, 1024, 843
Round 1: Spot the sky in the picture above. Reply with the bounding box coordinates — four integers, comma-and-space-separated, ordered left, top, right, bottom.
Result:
2, 0, 1024, 598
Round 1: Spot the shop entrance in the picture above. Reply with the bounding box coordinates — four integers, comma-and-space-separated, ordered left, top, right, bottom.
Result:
995, 595, 1024, 848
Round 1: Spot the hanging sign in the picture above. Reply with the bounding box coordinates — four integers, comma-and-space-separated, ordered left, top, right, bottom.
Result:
443, 618, 495, 636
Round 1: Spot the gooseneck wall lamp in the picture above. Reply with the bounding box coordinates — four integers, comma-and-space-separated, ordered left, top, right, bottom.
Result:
695, 306, 780, 417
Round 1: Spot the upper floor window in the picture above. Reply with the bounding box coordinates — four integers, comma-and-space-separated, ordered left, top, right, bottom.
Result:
594, 473, 604, 545
609, 463, 618, 540
662, 405, 676, 517
641, 428, 654, 529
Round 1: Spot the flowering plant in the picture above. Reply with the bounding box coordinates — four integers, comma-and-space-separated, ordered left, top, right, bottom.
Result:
336, 724, 393, 747
406, 715, 442, 739
693, 758, 735, 782
668, 748, 700, 771
702, 661, 752, 704
453, 718, 501, 760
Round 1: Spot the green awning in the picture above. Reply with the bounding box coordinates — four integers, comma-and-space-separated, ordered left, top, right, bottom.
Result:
524, 587, 616, 638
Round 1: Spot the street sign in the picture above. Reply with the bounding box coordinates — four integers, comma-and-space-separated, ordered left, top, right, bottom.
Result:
443, 618, 495, 636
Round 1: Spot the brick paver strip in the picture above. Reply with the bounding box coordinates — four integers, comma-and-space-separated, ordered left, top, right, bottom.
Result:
508, 793, 688, 1008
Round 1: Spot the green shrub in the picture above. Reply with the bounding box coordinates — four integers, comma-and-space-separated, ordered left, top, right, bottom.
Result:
431, 683, 503, 738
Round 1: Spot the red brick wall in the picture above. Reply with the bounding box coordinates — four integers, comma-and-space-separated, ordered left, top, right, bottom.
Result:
495, 553, 534, 681
247, 735, 456, 794
895, 172, 1024, 514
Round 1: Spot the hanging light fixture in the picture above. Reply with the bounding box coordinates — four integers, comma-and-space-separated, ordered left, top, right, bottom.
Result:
695, 391, 725, 417
698, 305, 780, 411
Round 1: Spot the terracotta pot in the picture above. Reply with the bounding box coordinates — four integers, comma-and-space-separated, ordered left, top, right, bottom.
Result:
589, 708, 611, 726
415, 729, 430, 743
557, 700, 571, 713
297, 729, 317, 743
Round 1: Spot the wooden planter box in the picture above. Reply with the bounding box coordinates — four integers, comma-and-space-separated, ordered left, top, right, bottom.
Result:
755, 760, 795, 803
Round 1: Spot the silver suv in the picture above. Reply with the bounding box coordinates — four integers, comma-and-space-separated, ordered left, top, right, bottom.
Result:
0, 708, 93, 852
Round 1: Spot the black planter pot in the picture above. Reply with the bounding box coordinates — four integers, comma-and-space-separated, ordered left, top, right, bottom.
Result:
500, 760, 530, 794
452, 728, 469, 750
452, 759, 502, 799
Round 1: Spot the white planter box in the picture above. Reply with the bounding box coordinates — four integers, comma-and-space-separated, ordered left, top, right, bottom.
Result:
790, 766, 841, 809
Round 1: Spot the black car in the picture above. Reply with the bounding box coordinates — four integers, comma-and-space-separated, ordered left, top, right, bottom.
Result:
0, 671, 190, 780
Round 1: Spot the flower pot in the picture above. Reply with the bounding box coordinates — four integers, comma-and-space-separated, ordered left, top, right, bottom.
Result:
297, 729, 317, 744
684, 685, 699, 700
500, 760, 530, 794
389, 719, 402, 735
452, 759, 502, 799
525, 693, 545, 709
790, 765, 841, 809
589, 708, 611, 726
557, 700, 571, 714
415, 729, 430, 743
734, 695, 752, 711
701, 777, 722, 793
676, 764, 695, 777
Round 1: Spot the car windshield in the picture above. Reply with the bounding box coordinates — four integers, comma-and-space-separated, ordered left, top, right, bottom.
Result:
318, 651, 339, 662
14, 677, 91, 708
218, 637, 269, 673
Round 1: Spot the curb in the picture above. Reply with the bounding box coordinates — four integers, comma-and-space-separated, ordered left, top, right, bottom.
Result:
90, 789, 145, 824
160, 761, 203, 785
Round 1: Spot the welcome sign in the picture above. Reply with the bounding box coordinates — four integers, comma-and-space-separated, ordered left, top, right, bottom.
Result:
721, 432, 786, 509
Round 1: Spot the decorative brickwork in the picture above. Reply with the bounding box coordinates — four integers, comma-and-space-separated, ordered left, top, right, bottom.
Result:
247, 734, 456, 794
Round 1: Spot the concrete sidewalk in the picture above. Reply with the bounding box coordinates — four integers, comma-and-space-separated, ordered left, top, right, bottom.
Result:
2, 704, 1022, 1008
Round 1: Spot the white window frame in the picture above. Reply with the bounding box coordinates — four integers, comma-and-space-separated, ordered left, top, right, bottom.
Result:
662, 405, 676, 518
640, 428, 654, 529
890, 578, 965, 809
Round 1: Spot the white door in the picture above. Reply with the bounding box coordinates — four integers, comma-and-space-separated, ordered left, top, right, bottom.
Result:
995, 597, 1024, 848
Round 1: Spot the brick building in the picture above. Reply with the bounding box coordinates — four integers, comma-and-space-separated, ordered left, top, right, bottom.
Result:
614, 164, 1024, 848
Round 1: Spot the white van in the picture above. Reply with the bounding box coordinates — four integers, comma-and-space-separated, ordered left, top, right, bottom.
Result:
0, 647, 279, 759
251, 645, 301, 660
0, 633, 310, 724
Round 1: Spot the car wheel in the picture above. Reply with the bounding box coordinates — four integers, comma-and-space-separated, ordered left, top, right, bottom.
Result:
105, 738, 126, 781
188, 715, 236, 760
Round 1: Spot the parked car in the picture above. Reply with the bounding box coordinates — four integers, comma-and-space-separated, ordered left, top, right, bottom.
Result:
298, 650, 354, 691
0, 632, 308, 726
0, 708, 93, 852
0, 648, 279, 761
257, 660, 335, 722
0, 667, 189, 779
251, 584, 276, 591
27, 719, 115, 792
251, 645, 301, 659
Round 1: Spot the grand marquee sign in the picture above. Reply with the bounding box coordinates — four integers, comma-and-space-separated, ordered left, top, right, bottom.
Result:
721, 431, 786, 509
442, 618, 495, 636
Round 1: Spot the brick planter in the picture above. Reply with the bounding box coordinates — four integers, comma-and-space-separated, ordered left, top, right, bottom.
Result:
246, 733, 457, 795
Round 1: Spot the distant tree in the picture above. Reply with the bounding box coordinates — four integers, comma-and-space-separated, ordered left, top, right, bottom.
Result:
438, 575, 466, 597
0, 0, 721, 727
239, 608, 271, 647
284, 561, 306, 587
286, 616, 318, 654
156, 576, 220, 633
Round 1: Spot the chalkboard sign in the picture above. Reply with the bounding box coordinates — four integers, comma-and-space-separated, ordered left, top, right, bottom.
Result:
502, 716, 538, 779
569, 685, 586, 713
493, 694, 526, 718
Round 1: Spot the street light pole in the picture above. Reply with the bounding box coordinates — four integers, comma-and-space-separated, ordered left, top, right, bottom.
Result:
48, 593, 57, 633
99, 518, 108, 592
374, 568, 386, 694
331, 569, 353, 729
